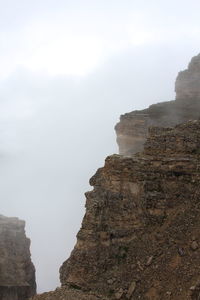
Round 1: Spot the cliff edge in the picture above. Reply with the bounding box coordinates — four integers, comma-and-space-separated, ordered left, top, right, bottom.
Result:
0, 215, 36, 300
115, 53, 200, 156
31, 54, 200, 300
32, 120, 200, 300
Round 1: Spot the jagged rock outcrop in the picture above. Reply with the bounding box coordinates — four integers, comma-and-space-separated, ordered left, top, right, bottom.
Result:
31, 54, 200, 300
31, 119, 200, 300
175, 53, 200, 100
0, 215, 36, 300
115, 53, 200, 156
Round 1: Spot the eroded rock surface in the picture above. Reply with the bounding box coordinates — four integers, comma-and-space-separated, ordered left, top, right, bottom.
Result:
0, 215, 36, 300
175, 53, 200, 100
115, 53, 200, 156
31, 54, 200, 300
32, 120, 200, 300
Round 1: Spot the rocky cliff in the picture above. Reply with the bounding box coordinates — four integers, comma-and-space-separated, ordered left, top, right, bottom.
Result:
175, 54, 200, 100
115, 53, 200, 156
31, 120, 200, 300
0, 215, 36, 300
31, 54, 200, 300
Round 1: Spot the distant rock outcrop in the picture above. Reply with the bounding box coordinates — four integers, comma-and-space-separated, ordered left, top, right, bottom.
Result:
0, 215, 36, 300
175, 53, 200, 100
115, 54, 200, 156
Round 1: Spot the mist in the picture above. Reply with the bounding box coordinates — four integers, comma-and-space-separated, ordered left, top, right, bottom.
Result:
1, 0, 200, 293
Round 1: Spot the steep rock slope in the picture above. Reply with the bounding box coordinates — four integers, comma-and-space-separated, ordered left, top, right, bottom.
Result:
31, 54, 200, 300
175, 54, 200, 100
115, 53, 200, 156
32, 120, 200, 300
0, 215, 36, 300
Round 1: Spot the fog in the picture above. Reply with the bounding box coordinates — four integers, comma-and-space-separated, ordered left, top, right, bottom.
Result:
1, 0, 200, 293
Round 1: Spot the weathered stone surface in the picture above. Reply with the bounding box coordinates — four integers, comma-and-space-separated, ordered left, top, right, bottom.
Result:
191, 241, 198, 251
29, 285, 108, 300
32, 119, 200, 300
114, 288, 124, 299
0, 215, 36, 300
31, 55, 200, 300
115, 53, 200, 156
57, 121, 200, 300
175, 53, 200, 100
126, 281, 136, 299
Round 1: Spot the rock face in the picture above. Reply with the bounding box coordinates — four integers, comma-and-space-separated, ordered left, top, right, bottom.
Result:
32, 120, 200, 300
175, 53, 200, 100
0, 215, 36, 300
59, 120, 200, 300
31, 54, 200, 300
115, 53, 200, 156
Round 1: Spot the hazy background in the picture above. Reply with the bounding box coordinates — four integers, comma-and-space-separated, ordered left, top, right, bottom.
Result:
1, 0, 200, 292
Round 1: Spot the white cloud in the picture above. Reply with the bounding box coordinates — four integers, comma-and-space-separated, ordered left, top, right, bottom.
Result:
1, 1, 200, 79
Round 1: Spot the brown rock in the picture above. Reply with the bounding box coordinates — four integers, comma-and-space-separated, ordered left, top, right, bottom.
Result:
146, 256, 154, 266
190, 282, 200, 299
115, 288, 124, 299
191, 241, 199, 251
126, 281, 136, 299
31, 55, 200, 300
107, 279, 114, 285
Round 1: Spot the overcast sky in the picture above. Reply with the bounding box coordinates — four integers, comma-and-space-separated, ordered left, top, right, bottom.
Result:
1, 0, 200, 293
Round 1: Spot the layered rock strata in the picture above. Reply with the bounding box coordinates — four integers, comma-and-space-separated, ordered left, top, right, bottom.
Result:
115, 53, 200, 156
0, 215, 36, 300
32, 119, 200, 300
175, 53, 200, 100
31, 54, 200, 300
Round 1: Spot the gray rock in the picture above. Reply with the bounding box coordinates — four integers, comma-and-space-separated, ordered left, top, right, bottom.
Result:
0, 215, 36, 300
191, 241, 198, 251
126, 281, 136, 299
146, 256, 153, 266
115, 288, 124, 299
